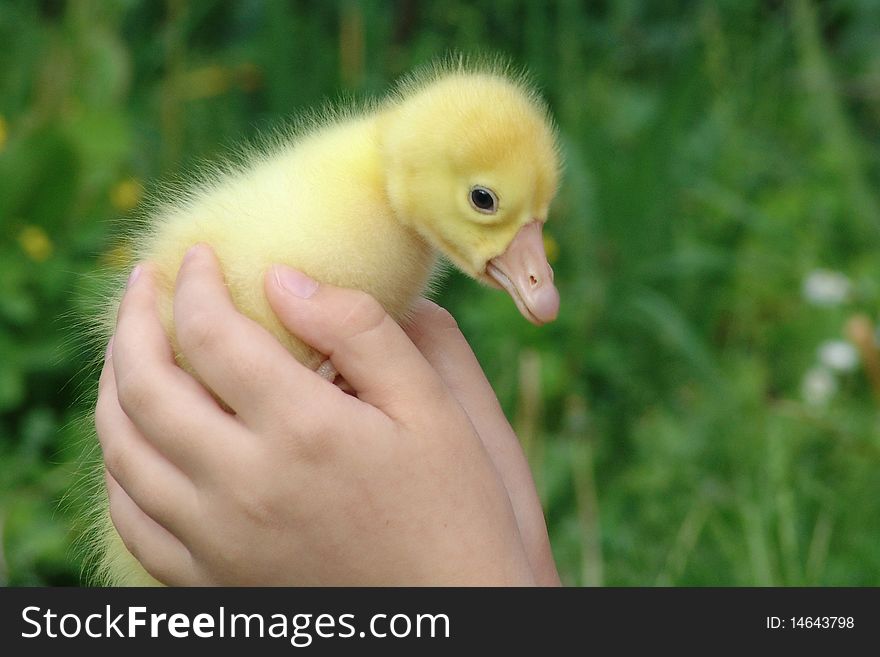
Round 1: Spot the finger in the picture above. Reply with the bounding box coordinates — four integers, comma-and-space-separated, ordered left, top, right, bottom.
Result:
173, 244, 335, 429
403, 299, 506, 429
105, 471, 198, 586
405, 299, 559, 585
96, 339, 200, 538
265, 265, 449, 424
112, 263, 247, 476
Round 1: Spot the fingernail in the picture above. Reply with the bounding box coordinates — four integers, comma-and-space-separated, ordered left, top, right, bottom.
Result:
106, 336, 114, 359
274, 265, 318, 299
126, 265, 142, 288
184, 243, 205, 262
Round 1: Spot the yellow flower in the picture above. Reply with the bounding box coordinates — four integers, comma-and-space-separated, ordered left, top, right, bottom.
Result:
18, 226, 53, 262
182, 65, 231, 100
110, 178, 144, 212
543, 233, 560, 264
0, 115, 7, 152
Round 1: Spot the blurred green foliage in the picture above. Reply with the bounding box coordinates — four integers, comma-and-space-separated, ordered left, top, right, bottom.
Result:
1, 0, 879, 586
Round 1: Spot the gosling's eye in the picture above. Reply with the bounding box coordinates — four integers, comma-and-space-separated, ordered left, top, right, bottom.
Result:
469, 186, 499, 214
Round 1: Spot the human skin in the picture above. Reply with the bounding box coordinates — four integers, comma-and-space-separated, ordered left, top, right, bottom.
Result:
95, 243, 559, 586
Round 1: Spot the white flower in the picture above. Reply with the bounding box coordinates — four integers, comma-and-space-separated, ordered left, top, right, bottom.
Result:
802, 270, 851, 306
818, 340, 859, 372
802, 366, 837, 407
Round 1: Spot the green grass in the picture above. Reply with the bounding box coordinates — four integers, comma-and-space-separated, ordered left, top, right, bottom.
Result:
1, 0, 878, 586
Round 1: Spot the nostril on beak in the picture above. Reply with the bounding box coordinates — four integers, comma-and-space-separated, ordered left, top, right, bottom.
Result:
529, 274, 538, 287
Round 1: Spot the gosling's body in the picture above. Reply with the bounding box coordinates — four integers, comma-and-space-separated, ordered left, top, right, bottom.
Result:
89, 60, 562, 586
142, 116, 435, 369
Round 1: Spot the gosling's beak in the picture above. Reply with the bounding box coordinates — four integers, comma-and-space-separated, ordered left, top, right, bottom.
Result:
485, 221, 560, 325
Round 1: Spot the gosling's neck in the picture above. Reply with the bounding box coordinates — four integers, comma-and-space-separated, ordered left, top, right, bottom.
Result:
320, 112, 437, 321
375, 108, 434, 246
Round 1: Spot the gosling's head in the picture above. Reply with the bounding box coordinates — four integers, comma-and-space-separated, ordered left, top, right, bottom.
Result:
382, 67, 562, 325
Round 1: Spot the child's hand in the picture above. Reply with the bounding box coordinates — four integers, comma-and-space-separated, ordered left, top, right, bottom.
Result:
96, 244, 556, 585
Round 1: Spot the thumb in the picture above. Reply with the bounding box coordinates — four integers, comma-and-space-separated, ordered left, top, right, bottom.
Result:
404, 299, 560, 585
264, 265, 448, 423
403, 299, 501, 420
